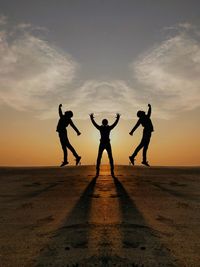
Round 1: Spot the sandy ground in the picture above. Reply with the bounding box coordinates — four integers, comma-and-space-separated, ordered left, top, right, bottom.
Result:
0, 165, 199, 267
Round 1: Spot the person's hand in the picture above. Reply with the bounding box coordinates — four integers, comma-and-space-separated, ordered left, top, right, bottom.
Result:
90, 113, 94, 119
59, 104, 62, 108
129, 132, 133, 136
77, 132, 81, 136
116, 113, 120, 119
148, 104, 151, 107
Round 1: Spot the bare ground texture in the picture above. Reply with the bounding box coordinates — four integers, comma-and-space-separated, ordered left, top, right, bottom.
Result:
0, 166, 199, 267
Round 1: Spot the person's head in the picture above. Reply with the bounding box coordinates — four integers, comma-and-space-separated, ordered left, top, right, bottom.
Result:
64, 110, 73, 118
137, 110, 145, 118
102, 119, 108, 126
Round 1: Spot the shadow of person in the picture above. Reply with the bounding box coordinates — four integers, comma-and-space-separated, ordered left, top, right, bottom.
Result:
113, 177, 176, 267
35, 177, 97, 266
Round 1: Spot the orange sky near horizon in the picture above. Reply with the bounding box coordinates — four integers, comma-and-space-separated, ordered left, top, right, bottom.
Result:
0, 105, 199, 167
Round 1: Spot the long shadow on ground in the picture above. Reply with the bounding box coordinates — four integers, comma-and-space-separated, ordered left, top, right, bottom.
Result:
114, 177, 177, 267
35, 177, 97, 267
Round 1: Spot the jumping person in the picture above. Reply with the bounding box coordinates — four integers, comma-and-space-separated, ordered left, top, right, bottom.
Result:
90, 113, 120, 178
56, 104, 81, 167
129, 104, 154, 166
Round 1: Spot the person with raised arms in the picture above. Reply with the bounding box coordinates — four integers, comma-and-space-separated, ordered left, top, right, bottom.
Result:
90, 113, 120, 178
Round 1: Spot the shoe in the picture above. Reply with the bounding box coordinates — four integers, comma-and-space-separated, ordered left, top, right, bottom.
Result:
142, 161, 150, 167
60, 161, 69, 167
76, 156, 81, 166
129, 156, 135, 165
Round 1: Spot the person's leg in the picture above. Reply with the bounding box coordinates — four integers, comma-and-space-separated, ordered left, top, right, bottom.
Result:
66, 140, 79, 158
129, 135, 146, 165
131, 138, 145, 159
96, 143, 104, 176
62, 143, 67, 162
66, 140, 81, 165
106, 143, 115, 176
142, 133, 151, 164
59, 133, 68, 165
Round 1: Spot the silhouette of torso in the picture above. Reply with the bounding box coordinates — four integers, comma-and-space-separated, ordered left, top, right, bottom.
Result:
99, 125, 112, 143
139, 115, 154, 133
56, 116, 72, 132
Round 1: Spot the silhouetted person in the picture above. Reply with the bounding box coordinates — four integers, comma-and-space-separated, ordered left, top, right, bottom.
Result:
90, 113, 120, 178
129, 104, 154, 166
56, 104, 81, 167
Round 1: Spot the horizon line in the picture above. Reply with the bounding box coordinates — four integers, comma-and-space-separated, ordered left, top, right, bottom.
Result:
0, 164, 199, 168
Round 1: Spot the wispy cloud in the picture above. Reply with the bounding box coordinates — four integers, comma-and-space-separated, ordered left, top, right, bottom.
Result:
40, 80, 143, 120
66, 80, 140, 119
0, 17, 77, 113
132, 25, 200, 118
0, 17, 200, 120
163, 22, 195, 32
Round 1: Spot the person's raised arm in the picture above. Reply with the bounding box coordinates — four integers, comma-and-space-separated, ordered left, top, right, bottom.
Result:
110, 113, 120, 129
90, 113, 100, 129
58, 104, 63, 118
147, 104, 151, 118
70, 120, 81, 136
129, 119, 141, 135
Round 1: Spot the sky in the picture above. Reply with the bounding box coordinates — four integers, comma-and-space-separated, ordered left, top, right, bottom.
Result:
0, 0, 199, 166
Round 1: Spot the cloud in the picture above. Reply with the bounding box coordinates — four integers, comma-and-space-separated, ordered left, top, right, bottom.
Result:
132, 26, 200, 118
163, 22, 195, 32
0, 17, 200, 120
0, 17, 77, 113
40, 80, 143, 120
69, 80, 141, 119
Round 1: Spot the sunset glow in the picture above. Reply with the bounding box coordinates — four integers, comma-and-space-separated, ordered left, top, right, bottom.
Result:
0, 1, 199, 166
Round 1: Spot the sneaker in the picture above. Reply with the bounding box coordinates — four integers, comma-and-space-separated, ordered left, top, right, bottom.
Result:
129, 156, 135, 165
60, 161, 69, 167
142, 161, 150, 167
76, 156, 81, 166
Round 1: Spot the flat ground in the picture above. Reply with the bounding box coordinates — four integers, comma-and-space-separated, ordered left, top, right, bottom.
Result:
0, 166, 199, 267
